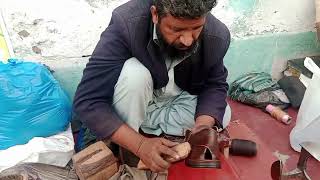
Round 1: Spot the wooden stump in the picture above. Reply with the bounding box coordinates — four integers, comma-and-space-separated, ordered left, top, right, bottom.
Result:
72, 141, 119, 180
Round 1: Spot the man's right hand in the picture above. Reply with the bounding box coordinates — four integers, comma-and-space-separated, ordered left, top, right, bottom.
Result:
137, 137, 180, 172
111, 124, 180, 172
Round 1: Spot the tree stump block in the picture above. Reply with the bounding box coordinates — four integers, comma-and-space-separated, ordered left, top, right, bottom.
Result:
72, 141, 119, 180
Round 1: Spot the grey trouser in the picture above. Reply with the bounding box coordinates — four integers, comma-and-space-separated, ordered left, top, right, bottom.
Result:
112, 58, 231, 136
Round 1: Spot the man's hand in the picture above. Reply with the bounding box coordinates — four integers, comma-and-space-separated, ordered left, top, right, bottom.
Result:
111, 124, 180, 172
137, 137, 180, 172
192, 115, 216, 133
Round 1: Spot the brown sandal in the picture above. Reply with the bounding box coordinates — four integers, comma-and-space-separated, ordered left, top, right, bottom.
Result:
185, 126, 221, 168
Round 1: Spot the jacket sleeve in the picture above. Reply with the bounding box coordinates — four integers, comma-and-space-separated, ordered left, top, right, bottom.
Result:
195, 32, 231, 127
73, 11, 131, 139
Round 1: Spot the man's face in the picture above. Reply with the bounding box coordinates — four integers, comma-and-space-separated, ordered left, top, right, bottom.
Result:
151, 6, 206, 55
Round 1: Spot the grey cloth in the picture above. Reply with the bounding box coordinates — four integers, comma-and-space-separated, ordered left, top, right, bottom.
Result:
109, 165, 167, 180
113, 58, 231, 136
142, 91, 197, 136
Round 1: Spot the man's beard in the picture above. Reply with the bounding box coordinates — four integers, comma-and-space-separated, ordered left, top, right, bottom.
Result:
156, 25, 199, 60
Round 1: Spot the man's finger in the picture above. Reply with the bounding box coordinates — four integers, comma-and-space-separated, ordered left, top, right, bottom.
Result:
150, 160, 167, 172
158, 145, 180, 161
153, 153, 171, 169
160, 138, 179, 147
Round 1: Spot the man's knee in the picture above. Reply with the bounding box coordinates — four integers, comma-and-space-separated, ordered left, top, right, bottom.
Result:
113, 58, 153, 131
116, 57, 153, 93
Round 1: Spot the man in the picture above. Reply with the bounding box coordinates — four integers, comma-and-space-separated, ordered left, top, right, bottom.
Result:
74, 0, 231, 172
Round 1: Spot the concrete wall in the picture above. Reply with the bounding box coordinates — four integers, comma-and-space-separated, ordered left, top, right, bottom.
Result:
2, 0, 320, 98
214, 0, 320, 82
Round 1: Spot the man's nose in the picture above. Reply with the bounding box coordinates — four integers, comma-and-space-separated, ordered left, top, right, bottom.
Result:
180, 32, 194, 47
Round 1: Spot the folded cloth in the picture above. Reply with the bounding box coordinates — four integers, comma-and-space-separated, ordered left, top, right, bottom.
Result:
230, 72, 279, 93
230, 72, 289, 109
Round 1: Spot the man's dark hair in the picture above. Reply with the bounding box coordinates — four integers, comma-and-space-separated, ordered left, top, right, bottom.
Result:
153, 0, 217, 19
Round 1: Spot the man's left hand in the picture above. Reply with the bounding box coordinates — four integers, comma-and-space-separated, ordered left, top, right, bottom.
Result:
192, 115, 216, 133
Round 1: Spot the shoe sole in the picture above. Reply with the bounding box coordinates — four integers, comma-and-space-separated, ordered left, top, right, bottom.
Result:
185, 159, 221, 169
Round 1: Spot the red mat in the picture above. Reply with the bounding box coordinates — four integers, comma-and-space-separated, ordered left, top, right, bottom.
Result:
168, 121, 278, 180
229, 100, 320, 179
168, 156, 240, 180
227, 122, 277, 180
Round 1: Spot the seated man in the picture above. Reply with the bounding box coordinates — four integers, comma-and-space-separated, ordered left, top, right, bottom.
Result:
73, 0, 231, 172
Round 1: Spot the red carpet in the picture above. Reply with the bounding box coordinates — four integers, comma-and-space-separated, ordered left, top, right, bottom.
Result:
168, 99, 320, 180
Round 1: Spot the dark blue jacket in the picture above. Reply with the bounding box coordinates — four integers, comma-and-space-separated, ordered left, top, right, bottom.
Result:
73, 0, 231, 139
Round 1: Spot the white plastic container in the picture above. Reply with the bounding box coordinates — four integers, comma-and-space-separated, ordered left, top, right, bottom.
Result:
289, 57, 320, 152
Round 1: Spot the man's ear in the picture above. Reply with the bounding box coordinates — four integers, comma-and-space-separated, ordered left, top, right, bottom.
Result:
150, 6, 159, 24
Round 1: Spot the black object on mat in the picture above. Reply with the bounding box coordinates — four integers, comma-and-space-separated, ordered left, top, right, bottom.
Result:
230, 139, 257, 157
278, 76, 306, 108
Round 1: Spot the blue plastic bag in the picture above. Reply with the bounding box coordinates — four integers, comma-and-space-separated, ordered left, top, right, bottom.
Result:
0, 59, 71, 150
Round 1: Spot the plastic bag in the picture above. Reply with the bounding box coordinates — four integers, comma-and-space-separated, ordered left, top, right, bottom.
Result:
0, 59, 71, 150
0, 125, 74, 173
290, 57, 320, 152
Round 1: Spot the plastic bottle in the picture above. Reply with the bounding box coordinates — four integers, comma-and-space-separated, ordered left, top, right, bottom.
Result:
266, 104, 292, 125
